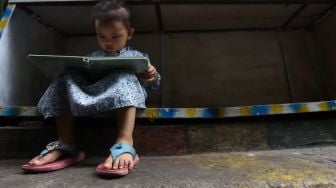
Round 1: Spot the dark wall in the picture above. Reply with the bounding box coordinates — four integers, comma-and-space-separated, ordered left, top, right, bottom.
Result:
314, 12, 336, 99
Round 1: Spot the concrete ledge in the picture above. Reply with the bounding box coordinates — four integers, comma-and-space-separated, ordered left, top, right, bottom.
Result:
1, 100, 336, 118
1, 113, 335, 158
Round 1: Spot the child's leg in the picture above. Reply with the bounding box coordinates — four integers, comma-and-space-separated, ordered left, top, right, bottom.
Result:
103, 106, 136, 170
28, 115, 75, 165
56, 115, 76, 146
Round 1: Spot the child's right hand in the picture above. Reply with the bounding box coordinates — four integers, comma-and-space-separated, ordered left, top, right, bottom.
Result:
138, 64, 158, 84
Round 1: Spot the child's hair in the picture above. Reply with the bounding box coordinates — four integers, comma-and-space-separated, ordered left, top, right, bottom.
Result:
91, 0, 131, 28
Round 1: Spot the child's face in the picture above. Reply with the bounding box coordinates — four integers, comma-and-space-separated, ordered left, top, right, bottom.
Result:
95, 20, 134, 53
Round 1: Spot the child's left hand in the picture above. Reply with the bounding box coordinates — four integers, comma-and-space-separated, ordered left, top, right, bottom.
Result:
139, 64, 158, 84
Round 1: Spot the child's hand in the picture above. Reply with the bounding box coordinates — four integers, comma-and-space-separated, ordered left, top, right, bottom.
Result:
139, 64, 158, 84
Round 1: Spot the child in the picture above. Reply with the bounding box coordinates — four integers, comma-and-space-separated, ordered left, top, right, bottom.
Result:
21, 0, 160, 177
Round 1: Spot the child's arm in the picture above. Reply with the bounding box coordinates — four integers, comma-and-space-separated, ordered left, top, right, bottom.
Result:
140, 64, 161, 91
138, 53, 161, 92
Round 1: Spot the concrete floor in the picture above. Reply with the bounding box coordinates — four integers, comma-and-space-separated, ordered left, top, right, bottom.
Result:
1, 146, 336, 188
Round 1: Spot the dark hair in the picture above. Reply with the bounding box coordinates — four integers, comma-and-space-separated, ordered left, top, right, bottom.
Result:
91, 0, 131, 28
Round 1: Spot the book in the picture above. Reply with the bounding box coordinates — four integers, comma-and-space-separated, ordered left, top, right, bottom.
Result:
28, 54, 149, 79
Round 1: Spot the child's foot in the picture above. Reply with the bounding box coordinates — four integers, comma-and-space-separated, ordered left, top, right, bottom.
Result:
28, 150, 64, 166
103, 140, 134, 170
22, 141, 86, 173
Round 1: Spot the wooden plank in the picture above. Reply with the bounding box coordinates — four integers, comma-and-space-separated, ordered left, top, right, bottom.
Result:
1, 100, 336, 118
0, 4, 15, 39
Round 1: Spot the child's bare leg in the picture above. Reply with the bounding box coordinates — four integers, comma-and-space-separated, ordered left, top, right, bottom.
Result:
28, 115, 75, 165
103, 106, 136, 170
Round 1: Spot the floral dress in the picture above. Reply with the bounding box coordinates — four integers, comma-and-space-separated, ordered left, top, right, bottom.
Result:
37, 46, 161, 119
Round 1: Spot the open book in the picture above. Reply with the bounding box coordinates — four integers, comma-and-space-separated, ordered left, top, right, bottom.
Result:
28, 54, 149, 79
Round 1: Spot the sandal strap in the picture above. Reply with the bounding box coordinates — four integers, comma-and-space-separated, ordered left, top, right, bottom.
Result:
109, 142, 136, 161
39, 141, 80, 157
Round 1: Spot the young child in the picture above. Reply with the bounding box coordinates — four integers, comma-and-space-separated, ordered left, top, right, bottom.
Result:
21, 0, 160, 177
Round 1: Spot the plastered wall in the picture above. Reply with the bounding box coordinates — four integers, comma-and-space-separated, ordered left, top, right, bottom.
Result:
54, 29, 327, 107
314, 12, 336, 100
0, 8, 331, 108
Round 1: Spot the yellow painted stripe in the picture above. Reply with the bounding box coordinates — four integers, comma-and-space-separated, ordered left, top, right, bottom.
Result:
319, 102, 330, 111
8, 4, 15, 9
299, 104, 309, 113
270, 104, 284, 114
240, 106, 251, 116
144, 108, 159, 119
218, 107, 226, 117
0, 20, 9, 29
185, 108, 197, 118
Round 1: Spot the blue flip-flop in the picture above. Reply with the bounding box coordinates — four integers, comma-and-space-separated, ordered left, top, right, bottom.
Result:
96, 142, 140, 177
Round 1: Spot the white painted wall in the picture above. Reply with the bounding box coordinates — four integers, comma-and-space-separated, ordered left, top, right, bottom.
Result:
0, 8, 64, 106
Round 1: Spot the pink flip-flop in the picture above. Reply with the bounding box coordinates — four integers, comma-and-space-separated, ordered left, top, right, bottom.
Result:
96, 142, 140, 177
96, 154, 140, 176
22, 141, 85, 173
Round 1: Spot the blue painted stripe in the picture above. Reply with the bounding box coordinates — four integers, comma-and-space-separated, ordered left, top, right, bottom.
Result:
251, 105, 270, 116
328, 100, 336, 110
289, 103, 302, 112
202, 108, 219, 118
159, 108, 176, 118
3, 8, 12, 18
2, 107, 21, 116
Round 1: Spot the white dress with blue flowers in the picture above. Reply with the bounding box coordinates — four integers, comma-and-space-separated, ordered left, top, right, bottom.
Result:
37, 46, 161, 119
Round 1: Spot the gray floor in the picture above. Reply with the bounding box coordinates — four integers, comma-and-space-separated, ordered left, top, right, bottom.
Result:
1, 146, 336, 188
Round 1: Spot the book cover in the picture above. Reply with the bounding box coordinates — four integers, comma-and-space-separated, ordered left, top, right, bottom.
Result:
28, 54, 149, 79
